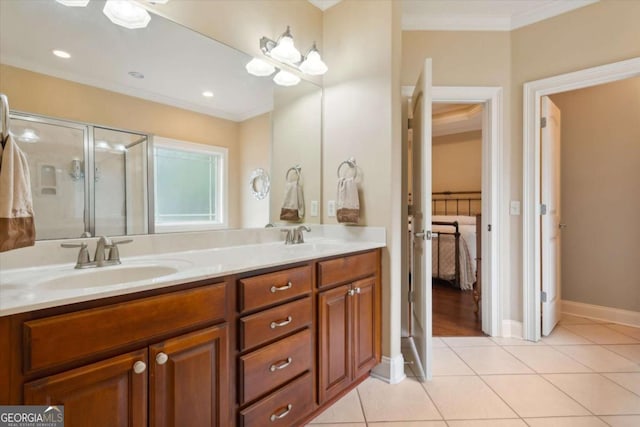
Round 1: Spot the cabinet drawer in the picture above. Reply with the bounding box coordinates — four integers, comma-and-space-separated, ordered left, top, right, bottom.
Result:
239, 297, 312, 351
23, 282, 227, 373
239, 265, 311, 312
318, 251, 377, 289
239, 372, 313, 427
239, 329, 312, 405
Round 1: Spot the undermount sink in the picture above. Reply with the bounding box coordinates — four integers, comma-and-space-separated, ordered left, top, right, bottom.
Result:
36, 264, 180, 290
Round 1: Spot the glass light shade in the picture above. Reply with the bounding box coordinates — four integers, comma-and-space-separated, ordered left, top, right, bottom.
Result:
245, 58, 276, 77
299, 50, 328, 75
273, 70, 300, 87
56, 0, 90, 6
270, 36, 301, 64
103, 0, 151, 29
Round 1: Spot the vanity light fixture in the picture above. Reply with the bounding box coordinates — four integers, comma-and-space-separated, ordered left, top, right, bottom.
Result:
259, 26, 328, 77
245, 58, 276, 77
52, 49, 72, 59
103, 0, 151, 29
202, 91, 214, 98
55, 0, 90, 6
18, 128, 40, 143
273, 70, 301, 87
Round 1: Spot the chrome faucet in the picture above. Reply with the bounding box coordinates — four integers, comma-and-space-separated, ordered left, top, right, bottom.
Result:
293, 225, 311, 244
281, 229, 295, 245
62, 236, 132, 269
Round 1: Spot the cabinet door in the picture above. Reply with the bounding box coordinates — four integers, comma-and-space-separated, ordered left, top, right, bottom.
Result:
149, 324, 229, 427
318, 284, 352, 404
24, 349, 148, 427
352, 277, 380, 379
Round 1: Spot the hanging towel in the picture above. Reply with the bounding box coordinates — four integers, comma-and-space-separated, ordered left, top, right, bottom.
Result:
0, 94, 35, 252
336, 177, 360, 223
280, 181, 305, 221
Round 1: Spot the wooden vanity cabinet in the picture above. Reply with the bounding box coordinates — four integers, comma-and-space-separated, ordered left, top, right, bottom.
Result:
317, 252, 381, 405
14, 281, 231, 427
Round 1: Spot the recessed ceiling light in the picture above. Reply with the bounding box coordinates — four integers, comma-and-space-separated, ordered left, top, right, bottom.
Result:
52, 50, 71, 59
128, 71, 145, 79
202, 91, 214, 98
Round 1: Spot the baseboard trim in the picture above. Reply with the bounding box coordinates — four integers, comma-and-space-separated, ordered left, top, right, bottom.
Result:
502, 320, 523, 339
562, 300, 640, 328
371, 354, 406, 384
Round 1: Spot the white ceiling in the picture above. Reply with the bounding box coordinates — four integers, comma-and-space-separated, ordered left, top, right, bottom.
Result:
432, 103, 482, 137
403, 0, 598, 31
0, 0, 275, 122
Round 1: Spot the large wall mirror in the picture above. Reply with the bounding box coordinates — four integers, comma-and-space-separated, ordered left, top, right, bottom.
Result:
0, 0, 322, 240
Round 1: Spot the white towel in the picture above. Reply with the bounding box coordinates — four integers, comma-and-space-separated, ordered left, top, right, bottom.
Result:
280, 181, 305, 221
337, 177, 359, 223
0, 94, 35, 252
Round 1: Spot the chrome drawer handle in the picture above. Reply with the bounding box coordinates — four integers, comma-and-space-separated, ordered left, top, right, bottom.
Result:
270, 281, 292, 293
269, 357, 292, 372
270, 404, 292, 422
270, 316, 293, 329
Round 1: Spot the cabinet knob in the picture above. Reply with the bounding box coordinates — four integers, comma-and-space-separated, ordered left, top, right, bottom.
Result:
270, 316, 293, 329
133, 361, 146, 374
347, 289, 355, 296
269, 357, 292, 372
156, 352, 169, 365
355, 287, 361, 294
270, 404, 292, 422
270, 281, 293, 293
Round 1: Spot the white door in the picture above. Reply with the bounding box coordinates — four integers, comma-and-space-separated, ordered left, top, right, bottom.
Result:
411, 59, 433, 380
541, 96, 562, 336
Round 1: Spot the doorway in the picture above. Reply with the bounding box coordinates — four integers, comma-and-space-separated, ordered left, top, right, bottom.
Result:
522, 57, 640, 341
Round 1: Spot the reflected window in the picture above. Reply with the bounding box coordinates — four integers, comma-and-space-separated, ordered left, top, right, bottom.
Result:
153, 137, 228, 231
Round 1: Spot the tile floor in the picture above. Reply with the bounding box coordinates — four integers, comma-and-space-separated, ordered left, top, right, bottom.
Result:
307, 315, 640, 426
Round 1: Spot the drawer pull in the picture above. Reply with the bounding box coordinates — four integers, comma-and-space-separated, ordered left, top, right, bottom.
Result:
156, 352, 169, 365
133, 361, 146, 374
269, 357, 292, 372
270, 281, 293, 293
270, 316, 293, 329
270, 404, 292, 422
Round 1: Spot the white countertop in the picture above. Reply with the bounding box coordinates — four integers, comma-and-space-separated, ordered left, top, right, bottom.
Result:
0, 237, 384, 316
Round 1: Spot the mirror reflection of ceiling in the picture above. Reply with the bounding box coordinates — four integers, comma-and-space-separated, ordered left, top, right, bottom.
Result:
432, 102, 482, 137
0, 0, 274, 121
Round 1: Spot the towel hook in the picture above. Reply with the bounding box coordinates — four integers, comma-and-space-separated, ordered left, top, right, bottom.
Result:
286, 165, 301, 182
337, 157, 357, 179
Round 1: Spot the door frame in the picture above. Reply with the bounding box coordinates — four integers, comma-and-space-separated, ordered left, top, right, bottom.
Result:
522, 56, 640, 341
401, 85, 504, 337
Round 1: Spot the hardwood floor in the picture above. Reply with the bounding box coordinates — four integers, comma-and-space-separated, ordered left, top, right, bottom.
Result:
433, 280, 484, 336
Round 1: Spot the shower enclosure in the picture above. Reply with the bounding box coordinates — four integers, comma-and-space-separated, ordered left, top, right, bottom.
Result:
10, 112, 149, 240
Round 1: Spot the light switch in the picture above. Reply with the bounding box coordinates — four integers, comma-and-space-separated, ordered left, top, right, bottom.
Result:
328, 200, 336, 217
310, 200, 319, 217
510, 200, 521, 216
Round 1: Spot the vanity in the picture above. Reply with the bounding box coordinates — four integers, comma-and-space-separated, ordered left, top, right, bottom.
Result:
0, 231, 383, 426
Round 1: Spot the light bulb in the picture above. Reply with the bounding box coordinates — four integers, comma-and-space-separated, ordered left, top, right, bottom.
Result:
245, 58, 276, 77
300, 48, 328, 76
273, 70, 300, 87
103, 0, 151, 29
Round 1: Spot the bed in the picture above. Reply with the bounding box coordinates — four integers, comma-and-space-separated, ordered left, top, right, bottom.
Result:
431, 191, 482, 313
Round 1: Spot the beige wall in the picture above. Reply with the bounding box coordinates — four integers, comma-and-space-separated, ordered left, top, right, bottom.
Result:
0, 64, 242, 228
323, 0, 403, 365
432, 130, 482, 193
238, 113, 271, 228
550, 77, 640, 312
510, 0, 640, 320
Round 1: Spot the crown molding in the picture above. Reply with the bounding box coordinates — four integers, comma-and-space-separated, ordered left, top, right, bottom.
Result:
402, 0, 598, 32
307, 0, 342, 12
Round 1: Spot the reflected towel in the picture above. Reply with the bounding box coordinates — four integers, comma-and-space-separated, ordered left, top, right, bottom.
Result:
0, 96, 35, 251
337, 177, 359, 224
280, 181, 305, 221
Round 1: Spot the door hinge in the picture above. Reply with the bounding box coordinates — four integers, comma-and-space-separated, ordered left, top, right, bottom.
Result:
541, 290, 548, 303
541, 117, 547, 128
487, 224, 492, 232
408, 290, 415, 303
540, 204, 547, 215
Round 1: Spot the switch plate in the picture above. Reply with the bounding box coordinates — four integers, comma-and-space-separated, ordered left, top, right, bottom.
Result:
328, 200, 336, 217
510, 200, 521, 216
310, 200, 319, 217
